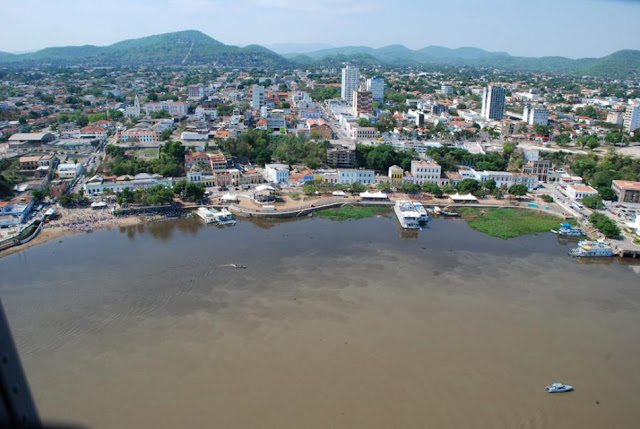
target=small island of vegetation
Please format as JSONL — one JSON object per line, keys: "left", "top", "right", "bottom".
{"left": 316, "top": 206, "right": 390, "bottom": 221}
{"left": 458, "top": 207, "right": 565, "bottom": 239}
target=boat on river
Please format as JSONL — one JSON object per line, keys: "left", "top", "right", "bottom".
{"left": 196, "top": 207, "right": 237, "bottom": 226}
{"left": 569, "top": 240, "right": 615, "bottom": 257}
{"left": 394, "top": 200, "right": 420, "bottom": 229}
{"left": 546, "top": 382, "right": 573, "bottom": 393}
{"left": 412, "top": 202, "right": 430, "bottom": 223}
{"left": 551, "top": 223, "right": 584, "bottom": 236}
{"left": 433, "top": 206, "right": 460, "bottom": 217}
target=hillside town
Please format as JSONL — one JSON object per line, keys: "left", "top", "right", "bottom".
{"left": 1, "top": 62, "right": 640, "bottom": 253}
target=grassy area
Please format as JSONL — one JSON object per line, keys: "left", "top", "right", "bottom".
{"left": 131, "top": 148, "right": 159, "bottom": 161}
{"left": 316, "top": 205, "right": 390, "bottom": 221}
{"left": 458, "top": 207, "right": 564, "bottom": 239}
{"left": 289, "top": 193, "right": 300, "bottom": 201}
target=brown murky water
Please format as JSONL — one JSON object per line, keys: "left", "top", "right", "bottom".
{"left": 1, "top": 216, "right": 640, "bottom": 428}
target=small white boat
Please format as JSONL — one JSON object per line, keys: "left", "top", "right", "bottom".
{"left": 412, "top": 202, "right": 430, "bottom": 223}
{"left": 546, "top": 382, "right": 573, "bottom": 393}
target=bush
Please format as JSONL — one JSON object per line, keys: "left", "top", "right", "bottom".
{"left": 589, "top": 212, "right": 620, "bottom": 238}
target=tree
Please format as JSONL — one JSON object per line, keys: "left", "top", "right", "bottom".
{"left": 401, "top": 182, "right": 421, "bottom": 194}
{"left": 508, "top": 184, "right": 528, "bottom": 197}
{"left": 357, "top": 118, "right": 372, "bottom": 127}
{"left": 183, "top": 182, "right": 205, "bottom": 202}
{"left": 349, "top": 182, "right": 367, "bottom": 194}
{"left": 145, "top": 185, "right": 174, "bottom": 205}
{"left": 598, "top": 187, "right": 617, "bottom": 201}
{"left": 589, "top": 212, "right": 620, "bottom": 238}
{"left": 483, "top": 179, "right": 497, "bottom": 192}
{"left": 422, "top": 182, "right": 442, "bottom": 197}
{"left": 582, "top": 194, "right": 604, "bottom": 209}
{"left": 456, "top": 178, "right": 481, "bottom": 194}
{"left": 376, "top": 114, "right": 396, "bottom": 133}
{"left": 31, "top": 189, "right": 44, "bottom": 202}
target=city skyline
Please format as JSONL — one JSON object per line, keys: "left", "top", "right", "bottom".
{"left": 1, "top": 0, "right": 639, "bottom": 58}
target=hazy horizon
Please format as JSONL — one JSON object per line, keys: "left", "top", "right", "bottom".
{"left": 1, "top": 0, "right": 639, "bottom": 58}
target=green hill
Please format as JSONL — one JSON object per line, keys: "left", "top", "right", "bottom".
{"left": 0, "top": 30, "right": 288, "bottom": 68}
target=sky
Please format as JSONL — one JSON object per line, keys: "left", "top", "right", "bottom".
{"left": 1, "top": 0, "right": 639, "bottom": 58}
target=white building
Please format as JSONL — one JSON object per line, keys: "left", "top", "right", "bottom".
{"left": 84, "top": 173, "right": 171, "bottom": 195}
{"left": 124, "top": 95, "right": 141, "bottom": 118}
{"left": 410, "top": 160, "right": 442, "bottom": 185}
{"left": 264, "top": 163, "right": 289, "bottom": 184}
{"left": 566, "top": 184, "right": 598, "bottom": 200}
{"left": 481, "top": 85, "right": 506, "bottom": 120}
{"left": 144, "top": 101, "right": 188, "bottom": 117}
{"left": 57, "top": 163, "right": 83, "bottom": 179}
{"left": 523, "top": 104, "right": 549, "bottom": 126}
{"left": 251, "top": 84, "right": 265, "bottom": 110}
{"left": 188, "top": 84, "right": 204, "bottom": 100}
{"left": 120, "top": 129, "right": 159, "bottom": 143}
{"left": 181, "top": 131, "right": 209, "bottom": 141}
{"left": 606, "top": 110, "right": 624, "bottom": 126}
{"left": 338, "top": 169, "right": 374, "bottom": 185}
{"left": 341, "top": 66, "right": 360, "bottom": 105}
{"left": 366, "top": 76, "right": 385, "bottom": 103}
{"left": 440, "top": 84, "right": 454, "bottom": 95}
{"left": 623, "top": 103, "right": 640, "bottom": 133}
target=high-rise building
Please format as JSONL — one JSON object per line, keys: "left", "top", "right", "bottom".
{"left": 440, "top": 84, "right": 454, "bottom": 95}
{"left": 523, "top": 104, "right": 549, "bottom": 126}
{"left": 188, "top": 84, "right": 204, "bottom": 100}
{"left": 366, "top": 76, "right": 385, "bottom": 103}
{"left": 353, "top": 91, "right": 373, "bottom": 116}
{"left": 341, "top": 66, "right": 360, "bottom": 105}
{"left": 481, "top": 85, "right": 506, "bottom": 121}
{"left": 623, "top": 103, "right": 640, "bottom": 133}
{"left": 251, "top": 85, "right": 265, "bottom": 110}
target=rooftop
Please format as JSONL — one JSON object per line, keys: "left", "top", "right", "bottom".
{"left": 612, "top": 180, "right": 640, "bottom": 191}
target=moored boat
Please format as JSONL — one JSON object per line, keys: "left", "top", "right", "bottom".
{"left": 569, "top": 240, "right": 615, "bottom": 257}
{"left": 394, "top": 200, "right": 420, "bottom": 229}
{"left": 196, "top": 207, "right": 237, "bottom": 226}
{"left": 412, "top": 202, "right": 430, "bottom": 223}
{"left": 546, "top": 382, "right": 573, "bottom": 393}
{"left": 551, "top": 223, "right": 584, "bottom": 236}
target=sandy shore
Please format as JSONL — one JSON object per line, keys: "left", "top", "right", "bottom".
{"left": 0, "top": 209, "right": 145, "bottom": 259}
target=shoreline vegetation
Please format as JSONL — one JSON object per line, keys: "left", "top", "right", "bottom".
{"left": 316, "top": 205, "right": 391, "bottom": 221}
{"left": 458, "top": 207, "right": 564, "bottom": 239}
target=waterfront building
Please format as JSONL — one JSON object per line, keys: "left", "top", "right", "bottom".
{"left": 84, "top": 173, "right": 172, "bottom": 195}
{"left": 481, "top": 85, "right": 506, "bottom": 120}
{"left": 337, "top": 169, "right": 374, "bottom": 185}
{"left": 410, "top": 160, "right": 442, "bottom": 185}
{"left": 366, "top": 76, "right": 385, "bottom": 103}
{"left": 264, "top": 163, "right": 289, "bottom": 184}
{"left": 611, "top": 180, "right": 640, "bottom": 203}
{"left": 566, "top": 184, "right": 598, "bottom": 200}
{"left": 341, "top": 66, "right": 360, "bottom": 105}
{"left": 388, "top": 165, "right": 404, "bottom": 185}
{"left": 623, "top": 103, "right": 640, "bottom": 133}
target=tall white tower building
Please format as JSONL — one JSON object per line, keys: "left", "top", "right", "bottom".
{"left": 341, "top": 66, "right": 360, "bottom": 105}
{"left": 366, "top": 76, "right": 385, "bottom": 104}
{"left": 623, "top": 103, "right": 640, "bottom": 133}
{"left": 481, "top": 86, "right": 506, "bottom": 121}
{"left": 251, "top": 85, "right": 265, "bottom": 110}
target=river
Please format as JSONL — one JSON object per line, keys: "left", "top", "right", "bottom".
{"left": 1, "top": 215, "right": 640, "bottom": 428}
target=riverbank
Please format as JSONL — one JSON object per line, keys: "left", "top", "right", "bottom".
{"left": 0, "top": 213, "right": 145, "bottom": 258}
{"left": 458, "top": 207, "right": 564, "bottom": 239}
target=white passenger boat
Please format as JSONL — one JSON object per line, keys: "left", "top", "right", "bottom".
{"left": 546, "top": 382, "right": 573, "bottom": 393}
{"left": 569, "top": 240, "right": 615, "bottom": 257}
{"left": 195, "top": 207, "right": 237, "bottom": 226}
{"left": 196, "top": 207, "right": 217, "bottom": 224}
{"left": 394, "top": 200, "right": 420, "bottom": 229}
{"left": 412, "top": 202, "right": 430, "bottom": 223}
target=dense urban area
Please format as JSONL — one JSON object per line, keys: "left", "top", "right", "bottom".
{"left": 1, "top": 31, "right": 640, "bottom": 255}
